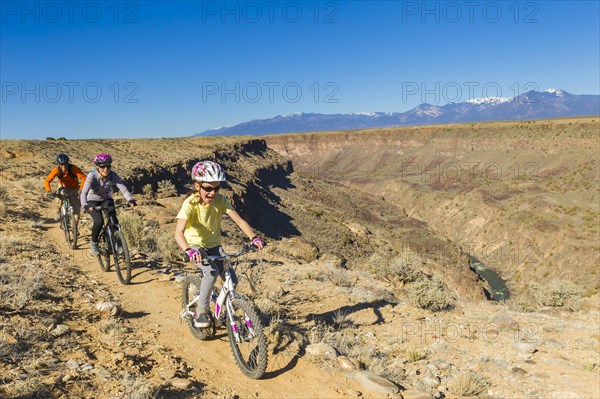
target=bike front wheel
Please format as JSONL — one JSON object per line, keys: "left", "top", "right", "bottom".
{"left": 97, "top": 232, "right": 111, "bottom": 272}
{"left": 63, "top": 211, "right": 78, "bottom": 249}
{"left": 227, "top": 297, "right": 268, "bottom": 379}
{"left": 112, "top": 230, "right": 131, "bottom": 285}
{"left": 181, "top": 275, "right": 215, "bottom": 340}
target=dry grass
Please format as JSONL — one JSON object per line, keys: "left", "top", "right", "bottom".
{"left": 156, "top": 229, "right": 182, "bottom": 263}
{"left": 406, "top": 274, "right": 456, "bottom": 312}
{"left": 119, "top": 372, "right": 157, "bottom": 399}
{"left": 534, "top": 279, "right": 583, "bottom": 310}
{"left": 0, "top": 262, "right": 45, "bottom": 311}
{"left": 447, "top": 370, "right": 490, "bottom": 397}
{"left": 157, "top": 180, "right": 178, "bottom": 199}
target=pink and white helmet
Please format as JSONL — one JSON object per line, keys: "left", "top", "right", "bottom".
{"left": 93, "top": 153, "right": 112, "bottom": 165}
{"left": 191, "top": 161, "right": 226, "bottom": 182}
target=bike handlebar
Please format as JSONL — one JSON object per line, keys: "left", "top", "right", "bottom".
{"left": 88, "top": 203, "right": 131, "bottom": 212}
{"left": 188, "top": 243, "right": 261, "bottom": 265}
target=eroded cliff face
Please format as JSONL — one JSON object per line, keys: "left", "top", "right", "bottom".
{"left": 266, "top": 117, "right": 600, "bottom": 298}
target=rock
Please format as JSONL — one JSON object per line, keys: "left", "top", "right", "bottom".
{"left": 65, "top": 359, "right": 79, "bottom": 370}
{"left": 512, "top": 342, "right": 537, "bottom": 359}
{"left": 95, "top": 302, "right": 122, "bottom": 317}
{"left": 159, "top": 369, "right": 177, "bottom": 380}
{"left": 421, "top": 371, "right": 440, "bottom": 388}
{"left": 402, "top": 390, "right": 435, "bottom": 399}
{"left": 346, "top": 389, "right": 362, "bottom": 397}
{"left": 169, "top": 378, "right": 193, "bottom": 390}
{"left": 511, "top": 366, "right": 528, "bottom": 376}
{"left": 364, "top": 332, "right": 376, "bottom": 339}
{"left": 337, "top": 356, "right": 360, "bottom": 371}
{"left": 355, "top": 371, "right": 399, "bottom": 395}
{"left": 113, "top": 352, "right": 125, "bottom": 362}
{"left": 80, "top": 363, "right": 94, "bottom": 371}
{"left": 174, "top": 274, "right": 187, "bottom": 283}
{"left": 50, "top": 324, "right": 70, "bottom": 337}
{"left": 305, "top": 343, "right": 338, "bottom": 358}
{"left": 62, "top": 374, "right": 73, "bottom": 383}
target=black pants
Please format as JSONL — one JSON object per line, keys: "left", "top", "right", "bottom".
{"left": 89, "top": 199, "right": 118, "bottom": 243}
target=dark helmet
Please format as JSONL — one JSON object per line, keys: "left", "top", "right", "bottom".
{"left": 56, "top": 153, "right": 69, "bottom": 165}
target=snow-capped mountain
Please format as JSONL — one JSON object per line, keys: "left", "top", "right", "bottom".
{"left": 195, "top": 89, "right": 599, "bottom": 136}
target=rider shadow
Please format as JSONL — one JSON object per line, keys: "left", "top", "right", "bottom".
{"left": 305, "top": 299, "right": 397, "bottom": 327}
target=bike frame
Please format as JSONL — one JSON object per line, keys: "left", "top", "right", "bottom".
{"left": 57, "top": 189, "right": 76, "bottom": 219}
{"left": 181, "top": 247, "right": 257, "bottom": 343}
{"left": 97, "top": 204, "right": 122, "bottom": 254}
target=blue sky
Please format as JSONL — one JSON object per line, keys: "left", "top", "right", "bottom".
{"left": 1, "top": 0, "right": 599, "bottom": 139}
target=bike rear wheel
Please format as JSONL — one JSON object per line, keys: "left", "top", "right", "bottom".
{"left": 63, "top": 211, "right": 78, "bottom": 249}
{"left": 112, "top": 230, "right": 131, "bottom": 285}
{"left": 227, "top": 297, "right": 268, "bottom": 379}
{"left": 97, "top": 232, "right": 111, "bottom": 272}
{"left": 181, "top": 275, "right": 215, "bottom": 340}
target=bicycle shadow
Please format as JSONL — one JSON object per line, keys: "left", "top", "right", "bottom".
{"left": 128, "top": 261, "right": 160, "bottom": 285}
{"left": 259, "top": 299, "right": 399, "bottom": 379}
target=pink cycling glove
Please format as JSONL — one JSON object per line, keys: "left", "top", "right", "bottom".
{"left": 185, "top": 248, "right": 200, "bottom": 262}
{"left": 251, "top": 236, "right": 265, "bottom": 248}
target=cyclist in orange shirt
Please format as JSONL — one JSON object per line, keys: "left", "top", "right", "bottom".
{"left": 44, "top": 153, "right": 86, "bottom": 227}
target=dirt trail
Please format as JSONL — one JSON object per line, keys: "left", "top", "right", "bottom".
{"left": 45, "top": 218, "right": 367, "bottom": 398}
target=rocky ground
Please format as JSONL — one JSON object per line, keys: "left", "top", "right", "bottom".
{"left": 1, "top": 127, "right": 599, "bottom": 398}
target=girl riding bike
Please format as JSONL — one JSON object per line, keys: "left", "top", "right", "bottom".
{"left": 80, "top": 153, "right": 137, "bottom": 256}
{"left": 174, "top": 161, "right": 265, "bottom": 328}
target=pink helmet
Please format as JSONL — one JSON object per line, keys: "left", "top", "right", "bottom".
{"left": 93, "top": 153, "right": 112, "bottom": 165}
{"left": 191, "top": 161, "right": 226, "bottom": 182}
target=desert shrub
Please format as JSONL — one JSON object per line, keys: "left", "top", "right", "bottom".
{"left": 156, "top": 229, "right": 182, "bottom": 263}
{"left": 405, "top": 274, "right": 455, "bottom": 311}
{"left": 0, "top": 263, "right": 44, "bottom": 310}
{"left": 142, "top": 184, "right": 156, "bottom": 199}
{"left": 535, "top": 279, "right": 582, "bottom": 310}
{"left": 447, "top": 370, "right": 489, "bottom": 397}
{"left": 119, "top": 372, "right": 156, "bottom": 399}
{"left": 365, "top": 254, "right": 421, "bottom": 283}
{"left": 119, "top": 211, "right": 147, "bottom": 251}
{"left": 325, "top": 269, "right": 356, "bottom": 288}
{"left": 0, "top": 377, "right": 52, "bottom": 399}
{"left": 157, "top": 180, "right": 177, "bottom": 198}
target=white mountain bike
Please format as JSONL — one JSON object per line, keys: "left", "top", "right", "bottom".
{"left": 180, "top": 244, "right": 268, "bottom": 379}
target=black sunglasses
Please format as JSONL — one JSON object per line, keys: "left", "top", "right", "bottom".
{"left": 98, "top": 164, "right": 112, "bottom": 169}
{"left": 200, "top": 185, "right": 220, "bottom": 193}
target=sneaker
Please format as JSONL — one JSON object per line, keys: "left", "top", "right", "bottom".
{"left": 90, "top": 241, "right": 99, "bottom": 256}
{"left": 193, "top": 312, "right": 211, "bottom": 328}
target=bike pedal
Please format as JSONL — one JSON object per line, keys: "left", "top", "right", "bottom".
{"left": 179, "top": 309, "right": 193, "bottom": 320}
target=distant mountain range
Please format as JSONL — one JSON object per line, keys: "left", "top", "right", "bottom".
{"left": 195, "top": 89, "right": 600, "bottom": 136}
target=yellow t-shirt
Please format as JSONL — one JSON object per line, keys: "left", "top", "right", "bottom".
{"left": 176, "top": 193, "right": 234, "bottom": 248}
